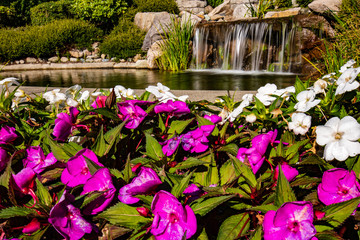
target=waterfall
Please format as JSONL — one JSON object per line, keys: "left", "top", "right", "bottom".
{"left": 191, "top": 20, "right": 301, "bottom": 73}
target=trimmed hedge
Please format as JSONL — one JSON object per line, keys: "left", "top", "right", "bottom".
{"left": 30, "top": 0, "right": 73, "bottom": 26}
{"left": 134, "top": 0, "right": 179, "bottom": 14}
{"left": 100, "top": 19, "right": 145, "bottom": 59}
{"left": 0, "top": 19, "right": 102, "bottom": 61}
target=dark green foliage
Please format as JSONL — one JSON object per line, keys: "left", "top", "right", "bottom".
{"left": 0, "top": 19, "right": 102, "bottom": 61}
{"left": 296, "top": 0, "right": 313, "bottom": 7}
{"left": 0, "top": 5, "right": 15, "bottom": 27}
{"left": 134, "top": 0, "right": 179, "bottom": 14}
{"left": 207, "top": 0, "right": 223, "bottom": 8}
{"left": 100, "top": 19, "right": 145, "bottom": 59}
{"left": 10, "top": 0, "right": 54, "bottom": 26}
{"left": 30, "top": 0, "right": 73, "bottom": 26}
{"left": 274, "top": 0, "right": 292, "bottom": 8}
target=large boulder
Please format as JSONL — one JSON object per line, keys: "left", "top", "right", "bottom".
{"left": 308, "top": 0, "right": 342, "bottom": 14}
{"left": 147, "top": 40, "right": 165, "bottom": 69}
{"left": 294, "top": 14, "right": 336, "bottom": 38}
{"left": 208, "top": 0, "right": 233, "bottom": 17}
{"left": 265, "top": 7, "right": 302, "bottom": 18}
{"left": 134, "top": 12, "right": 171, "bottom": 32}
{"left": 141, "top": 12, "right": 177, "bottom": 51}
{"left": 180, "top": 11, "right": 203, "bottom": 26}
{"left": 176, "top": 0, "right": 207, "bottom": 14}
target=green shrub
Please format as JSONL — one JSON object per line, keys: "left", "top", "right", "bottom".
{"left": 0, "top": 6, "right": 16, "bottom": 27}
{"left": 71, "top": 0, "right": 127, "bottom": 30}
{"left": 207, "top": 0, "right": 223, "bottom": 8}
{"left": 100, "top": 19, "right": 145, "bottom": 59}
{"left": 30, "top": 0, "right": 73, "bottom": 26}
{"left": 0, "top": 19, "right": 102, "bottom": 61}
{"left": 10, "top": 0, "right": 54, "bottom": 26}
{"left": 274, "top": 0, "right": 292, "bottom": 8}
{"left": 134, "top": 0, "right": 179, "bottom": 14}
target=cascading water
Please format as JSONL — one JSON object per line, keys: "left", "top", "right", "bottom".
{"left": 191, "top": 19, "right": 302, "bottom": 73}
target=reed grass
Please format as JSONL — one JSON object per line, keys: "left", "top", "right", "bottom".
{"left": 156, "top": 16, "right": 195, "bottom": 72}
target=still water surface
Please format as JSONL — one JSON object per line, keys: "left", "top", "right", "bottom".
{"left": 0, "top": 69, "right": 298, "bottom": 91}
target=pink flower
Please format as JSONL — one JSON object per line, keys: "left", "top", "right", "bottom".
{"left": 118, "top": 167, "right": 162, "bottom": 204}
{"left": 151, "top": 191, "right": 197, "bottom": 240}
{"left": 61, "top": 149, "right": 103, "bottom": 187}
{"left": 263, "top": 201, "right": 316, "bottom": 240}
{"left": 117, "top": 101, "right": 147, "bottom": 129}
{"left": 81, "top": 168, "right": 115, "bottom": 215}
{"left": 23, "top": 146, "right": 57, "bottom": 174}
{"left": 162, "top": 136, "right": 181, "bottom": 157}
{"left": 0, "top": 147, "right": 9, "bottom": 171}
{"left": 91, "top": 96, "right": 107, "bottom": 108}
{"left": 274, "top": 163, "right": 299, "bottom": 182}
{"left": 0, "top": 125, "right": 17, "bottom": 144}
{"left": 48, "top": 192, "right": 92, "bottom": 240}
{"left": 53, "top": 107, "right": 79, "bottom": 141}
{"left": 154, "top": 100, "right": 190, "bottom": 116}
{"left": 181, "top": 125, "right": 215, "bottom": 153}
{"left": 204, "top": 114, "right": 222, "bottom": 124}
{"left": 318, "top": 168, "right": 360, "bottom": 206}
{"left": 236, "top": 147, "right": 264, "bottom": 174}
{"left": 22, "top": 218, "right": 41, "bottom": 235}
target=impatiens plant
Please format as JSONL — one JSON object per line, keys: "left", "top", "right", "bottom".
{"left": 0, "top": 58, "right": 360, "bottom": 239}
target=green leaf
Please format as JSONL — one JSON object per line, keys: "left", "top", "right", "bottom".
{"left": 96, "top": 202, "right": 151, "bottom": 229}
{"left": 274, "top": 165, "right": 296, "bottom": 207}
{"left": 294, "top": 76, "right": 306, "bottom": 95}
{"left": 248, "top": 204, "right": 278, "bottom": 213}
{"left": 84, "top": 156, "right": 102, "bottom": 175}
{"left": 168, "top": 118, "right": 194, "bottom": 137}
{"left": 220, "top": 160, "right": 237, "bottom": 185}
{"left": 0, "top": 158, "right": 12, "bottom": 189}
{"left": 35, "top": 178, "right": 52, "bottom": 207}
{"left": 75, "top": 191, "right": 104, "bottom": 209}
{"left": 218, "top": 143, "right": 239, "bottom": 156}
{"left": 158, "top": 115, "right": 166, "bottom": 132}
{"left": 229, "top": 154, "right": 257, "bottom": 188}
{"left": 109, "top": 168, "right": 123, "bottom": 179}
{"left": 46, "top": 135, "right": 72, "bottom": 160}
{"left": 0, "top": 206, "right": 37, "bottom": 219}
{"left": 123, "top": 155, "right": 132, "bottom": 183}
{"left": 89, "top": 108, "right": 119, "bottom": 120}
{"left": 92, "top": 125, "right": 106, "bottom": 156}
{"left": 225, "top": 133, "right": 248, "bottom": 144}
{"left": 299, "top": 154, "right": 334, "bottom": 170}
{"left": 23, "top": 226, "right": 49, "bottom": 240}
{"left": 315, "top": 230, "right": 342, "bottom": 240}
{"left": 145, "top": 133, "right": 164, "bottom": 161}
{"left": 197, "top": 228, "right": 209, "bottom": 240}
{"left": 205, "top": 153, "right": 219, "bottom": 186}
{"left": 285, "top": 139, "right": 309, "bottom": 161}
{"left": 217, "top": 213, "right": 250, "bottom": 240}
{"left": 103, "top": 121, "right": 126, "bottom": 155}
{"left": 171, "top": 171, "right": 193, "bottom": 198}
{"left": 190, "top": 195, "right": 234, "bottom": 217}
{"left": 322, "top": 197, "right": 360, "bottom": 228}
{"left": 170, "top": 158, "right": 208, "bottom": 172}
{"left": 196, "top": 115, "right": 213, "bottom": 126}
{"left": 250, "top": 226, "right": 263, "bottom": 240}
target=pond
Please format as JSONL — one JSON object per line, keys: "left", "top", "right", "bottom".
{"left": 0, "top": 68, "right": 298, "bottom": 91}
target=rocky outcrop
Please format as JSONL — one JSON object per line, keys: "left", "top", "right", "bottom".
{"left": 265, "top": 7, "right": 302, "bottom": 18}
{"left": 134, "top": 12, "right": 171, "bottom": 32}
{"left": 147, "top": 40, "right": 165, "bottom": 69}
{"left": 180, "top": 11, "right": 203, "bottom": 26}
{"left": 308, "top": 0, "right": 342, "bottom": 14}
{"left": 176, "top": 0, "right": 207, "bottom": 14}
{"left": 141, "top": 12, "right": 177, "bottom": 51}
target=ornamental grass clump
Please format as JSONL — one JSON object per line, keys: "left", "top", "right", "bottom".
{"left": 1, "top": 59, "right": 360, "bottom": 239}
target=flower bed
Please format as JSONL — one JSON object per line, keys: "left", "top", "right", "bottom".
{"left": 0, "top": 60, "right": 360, "bottom": 239}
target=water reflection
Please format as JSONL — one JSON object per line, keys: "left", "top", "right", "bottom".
{"left": 0, "top": 69, "right": 298, "bottom": 91}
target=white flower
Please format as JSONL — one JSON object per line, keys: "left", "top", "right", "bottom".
{"left": 146, "top": 83, "right": 171, "bottom": 98}
{"left": 316, "top": 116, "right": 360, "bottom": 161}
{"left": 78, "top": 90, "right": 90, "bottom": 103}
{"left": 339, "top": 59, "right": 356, "bottom": 73}
{"left": 312, "top": 79, "right": 328, "bottom": 94}
{"left": 66, "top": 98, "right": 79, "bottom": 107}
{"left": 65, "top": 85, "right": 82, "bottom": 98}
{"left": 112, "top": 85, "right": 136, "bottom": 99}
{"left": 227, "top": 97, "right": 252, "bottom": 122}
{"left": 14, "top": 89, "right": 26, "bottom": 98}
{"left": 294, "top": 90, "right": 321, "bottom": 112}
{"left": 242, "top": 93, "right": 254, "bottom": 102}
{"left": 335, "top": 67, "right": 360, "bottom": 95}
{"left": 275, "top": 86, "right": 295, "bottom": 100}
{"left": 256, "top": 83, "right": 278, "bottom": 106}
{"left": 288, "top": 113, "right": 311, "bottom": 135}
{"left": 43, "top": 89, "right": 66, "bottom": 105}
{"left": 245, "top": 113, "right": 257, "bottom": 123}
{"left": 0, "top": 77, "right": 19, "bottom": 90}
